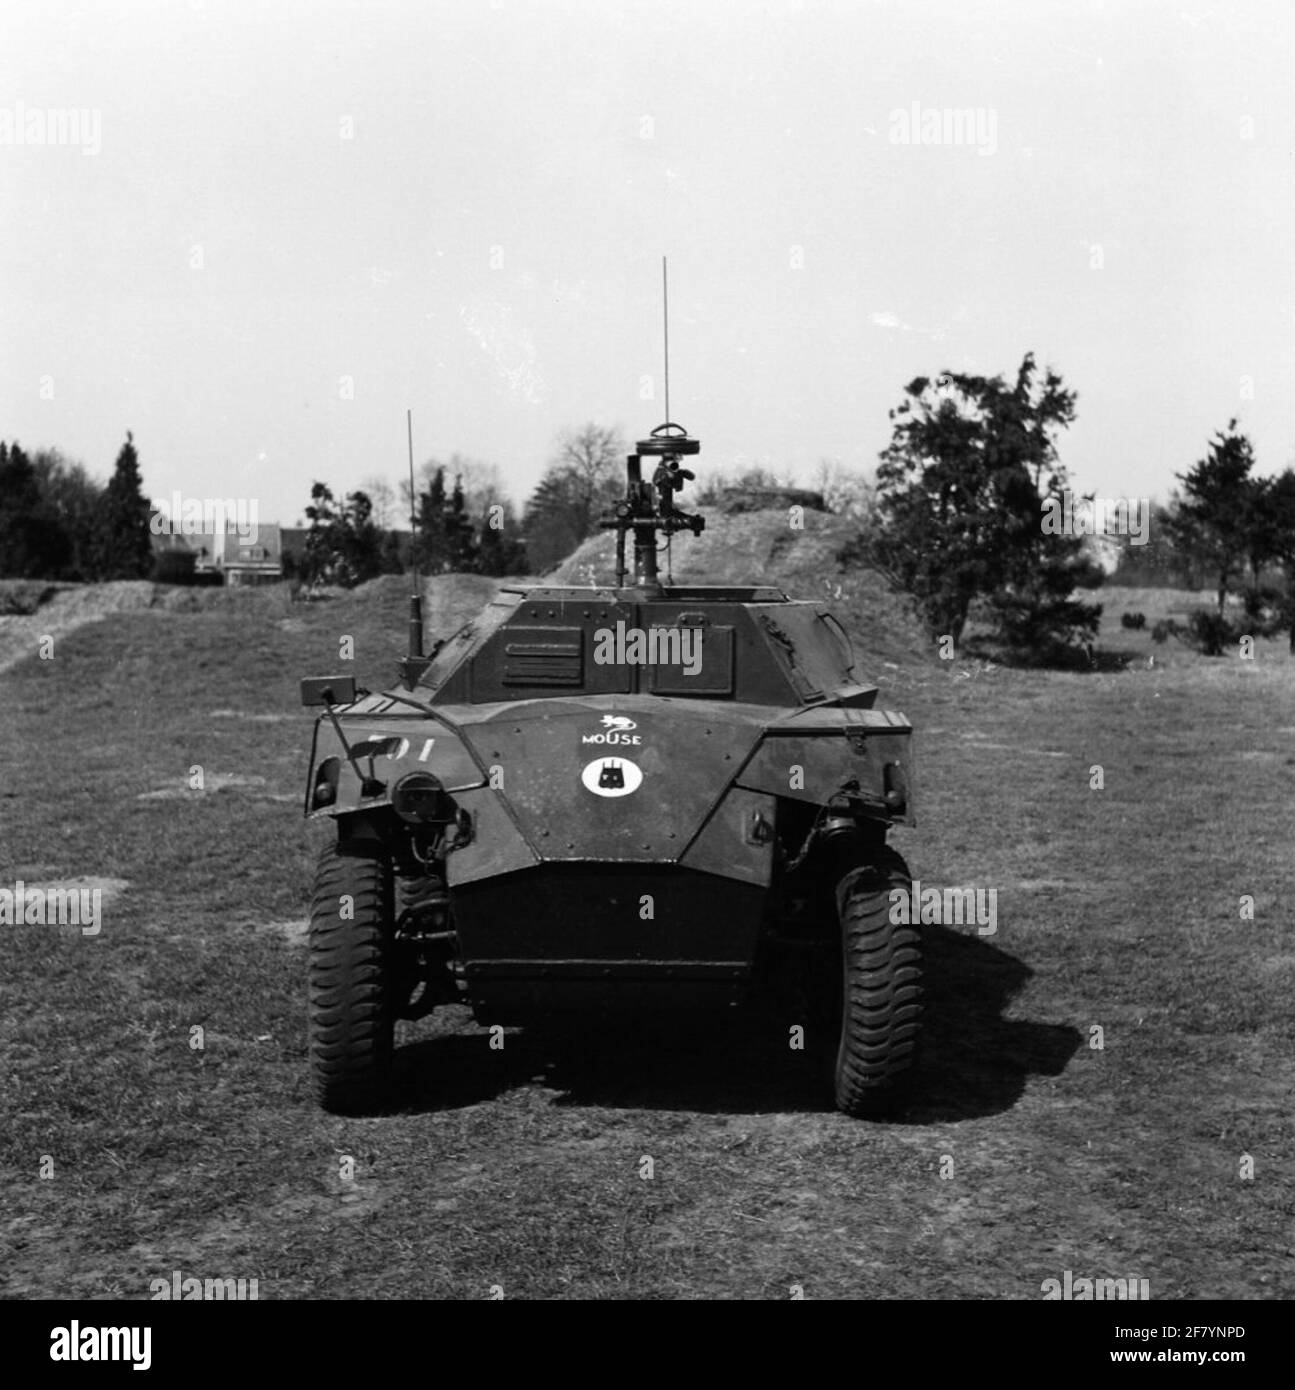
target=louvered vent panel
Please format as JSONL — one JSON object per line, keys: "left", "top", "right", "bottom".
{"left": 502, "top": 627, "right": 583, "bottom": 686}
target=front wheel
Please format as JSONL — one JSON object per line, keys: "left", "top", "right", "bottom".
{"left": 307, "top": 844, "right": 396, "bottom": 1115}
{"left": 828, "top": 847, "right": 923, "bottom": 1117}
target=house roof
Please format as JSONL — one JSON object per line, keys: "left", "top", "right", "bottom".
{"left": 220, "top": 523, "right": 281, "bottom": 566}
{"left": 149, "top": 522, "right": 282, "bottom": 566}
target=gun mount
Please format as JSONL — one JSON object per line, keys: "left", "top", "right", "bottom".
{"left": 599, "top": 421, "right": 706, "bottom": 590}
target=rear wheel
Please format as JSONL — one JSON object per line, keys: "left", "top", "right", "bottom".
{"left": 307, "top": 844, "right": 396, "bottom": 1115}
{"left": 828, "top": 847, "right": 923, "bottom": 1117}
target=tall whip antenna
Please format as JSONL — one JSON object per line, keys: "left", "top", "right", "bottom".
{"left": 600, "top": 259, "right": 703, "bottom": 590}
{"left": 662, "top": 255, "right": 670, "bottom": 423}
{"left": 402, "top": 407, "right": 425, "bottom": 684}
{"left": 407, "top": 408, "right": 418, "bottom": 551}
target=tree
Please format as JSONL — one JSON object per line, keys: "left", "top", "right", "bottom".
{"left": 1164, "top": 421, "right": 1261, "bottom": 615}
{"left": 552, "top": 424, "right": 624, "bottom": 537}
{"left": 522, "top": 423, "right": 624, "bottom": 571}
{"left": 300, "top": 483, "right": 383, "bottom": 588}
{"left": 522, "top": 472, "right": 584, "bottom": 572}
{"left": 0, "top": 441, "right": 71, "bottom": 578}
{"left": 476, "top": 495, "right": 528, "bottom": 575}
{"left": 358, "top": 477, "right": 397, "bottom": 530}
{"left": 413, "top": 467, "right": 449, "bottom": 572}
{"left": 378, "top": 528, "right": 406, "bottom": 575}
{"left": 96, "top": 432, "right": 153, "bottom": 580}
{"left": 342, "top": 489, "right": 384, "bottom": 583}
{"left": 873, "top": 355, "right": 1101, "bottom": 656}
{"left": 31, "top": 449, "right": 103, "bottom": 579}
{"left": 1107, "top": 500, "right": 1198, "bottom": 588}
{"left": 1264, "top": 468, "right": 1295, "bottom": 651}
{"left": 445, "top": 455, "right": 506, "bottom": 521}
{"left": 355, "top": 476, "right": 415, "bottom": 576}
{"left": 446, "top": 474, "right": 478, "bottom": 571}
{"left": 813, "top": 458, "right": 877, "bottom": 521}
{"left": 405, "top": 455, "right": 498, "bottom": 533}
{"left": 410, "top": 465, "right": 479, "bottom": 573}
{"left": 301, "top": 483, "right": 343, "bottom": 586}
{"left": 398, "top": 451, "right": 531, "bottom": 575}
{"left": 1267, "top": 470, "right": 1295, "bottom": 570}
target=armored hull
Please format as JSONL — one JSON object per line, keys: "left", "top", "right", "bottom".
{"left": 300, "top": 424, "right": 922, "bottom": 1117}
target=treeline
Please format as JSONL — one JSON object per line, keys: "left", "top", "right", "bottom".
{"left": 0, "top": 421, "right": 630, "bottom": 587}
{"left": 0, "top": 434, "right": 153, "bottom": 580}
{"left": 7, "top": 398, "right": 1295, "bottom": 666}
{"left": 866, "top": 357, "right": 1295, "bottom": 660}
{"left": 300, "top": 423, "right": 629, "bottom": 586}
{"left": 292, "top": 468, "right": 531, "bottom": 587}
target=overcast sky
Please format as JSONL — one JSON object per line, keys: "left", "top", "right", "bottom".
{"left": 2, "top": 0, "right": 1292, "bottom": 527}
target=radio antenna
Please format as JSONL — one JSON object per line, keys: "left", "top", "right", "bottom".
{"left": 407, "top": 408, "right": 418, "bottom": 545}
{"left": 662, "top": 255, "right": 670, "bottom": 424}
{"left": 402, "top": 407, "right": 425, "bottom": 684}
{"left": 599, "top": 260, "right": 704, "bottom": 590}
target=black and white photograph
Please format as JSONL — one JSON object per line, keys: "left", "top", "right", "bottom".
{"left": 1, "top": 0, "right": 1291, "bottom": 1341}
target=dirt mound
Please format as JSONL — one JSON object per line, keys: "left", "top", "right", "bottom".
{"left": 0, "top": 580, "right": 64, "bottom": 616}
{"left": 547, "top": 507, "right": 928, "bottom": 664}
{"left": 0, "top": 574, "right": 515, "bottom": 678}
{"left": 0, "top": 579, "right": 314, "bottom": 675}
{"left": 418, "top": 574, "right": 509, "bottom": 634}
{"left": 0, "top": 581, "right": 167, "bottom": 675}
{"left": 330, "top": 573, "right": 513, "bottom": 643}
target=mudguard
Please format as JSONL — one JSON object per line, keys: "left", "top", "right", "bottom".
{"left": 736, "top": 706, "right": 915, "bottom": 825}
{"left": 303, "top": 694, "right": 485, "bottom": 818}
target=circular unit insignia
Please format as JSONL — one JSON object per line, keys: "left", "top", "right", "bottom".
{"left": 581, "top": 755, "right": 643, "bottom": 797}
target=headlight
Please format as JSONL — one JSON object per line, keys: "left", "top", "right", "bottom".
{"left": 391, "top": 771, "right": 452, "bottom": 823}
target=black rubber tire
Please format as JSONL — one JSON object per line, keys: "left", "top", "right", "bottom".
{"left": 829, "top": 847, "right": 923, "bottom": 1117}
{"left": 307, "top": 843, "right": 396, "bottom": 1115}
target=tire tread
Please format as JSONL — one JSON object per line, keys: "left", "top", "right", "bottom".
{"left": 307, "top": 844, "right": 395, "bottom": 1115}
{"left": 833, "top": 846, "right": 924, "bottom": 1117}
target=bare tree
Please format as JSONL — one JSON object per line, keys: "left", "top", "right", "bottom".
{"left": 551, "top": 424, "right": 624, "bottom": 538}
{"left": 520, "top": 423, "right": 625, "bottom": 571}
{"left": 402, "top": 454, "right": 515, "bottom": 533}
{"left": 449, "top": 456, "right": 510, "bottom": 523}
{"left": 359, "top": 477, "right": 396, "bottom": 530}
{"left": 813, "top": 457, "right": 877, "bottom": 520}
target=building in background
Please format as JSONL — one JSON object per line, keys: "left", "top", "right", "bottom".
{"left": 149, "top": 523, "right": 283, "bottom": 585}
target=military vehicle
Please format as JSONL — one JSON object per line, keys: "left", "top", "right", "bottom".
{"left": 299, "top": 409, "right": 921, "bottom": 1118}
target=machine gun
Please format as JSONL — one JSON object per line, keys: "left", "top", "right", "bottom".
{"left": 600, "top": 420, "right": 705, "bottom": 590}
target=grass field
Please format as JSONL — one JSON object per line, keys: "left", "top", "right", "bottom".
{"left": 1, "top": 574, "right": 1292, "bottom": 1300}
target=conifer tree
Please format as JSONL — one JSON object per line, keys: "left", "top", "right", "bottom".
{"left": 97, "top": 432, "right": 153, "bottom": 579}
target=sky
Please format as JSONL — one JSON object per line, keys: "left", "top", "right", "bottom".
{"left": 2, "top": 0, "right": 1293, "bottom": 528}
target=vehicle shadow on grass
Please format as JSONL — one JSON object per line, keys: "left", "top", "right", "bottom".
{"left": 908, "top": 925, "right": 1082, "bottom": 1123}
{"left": 391, "top": 1023, "right": 530, "bottom": 1111}
{"left": 391, "top": 926, "right": 1081, "bottom": 1122}
{"left": 393, "top": 1013, "right": 825, "bottom": 1116}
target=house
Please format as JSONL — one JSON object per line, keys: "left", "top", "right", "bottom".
{"left": 219, "top": 523, "right": 282, "bottom": 585}
{"left": 149, "top": 523, "right": 283, "bottom": 585}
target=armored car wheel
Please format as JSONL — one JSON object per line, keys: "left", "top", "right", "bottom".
{"left": 307, "top": 844, "right": 397, "bottom": 1115}
{"left": 829, "top": 847, "right": 923, "bottom": 1117}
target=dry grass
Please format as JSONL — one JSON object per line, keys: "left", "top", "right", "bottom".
{"left": 1, "top": 567, "right": 1292, "bottom": 1300}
